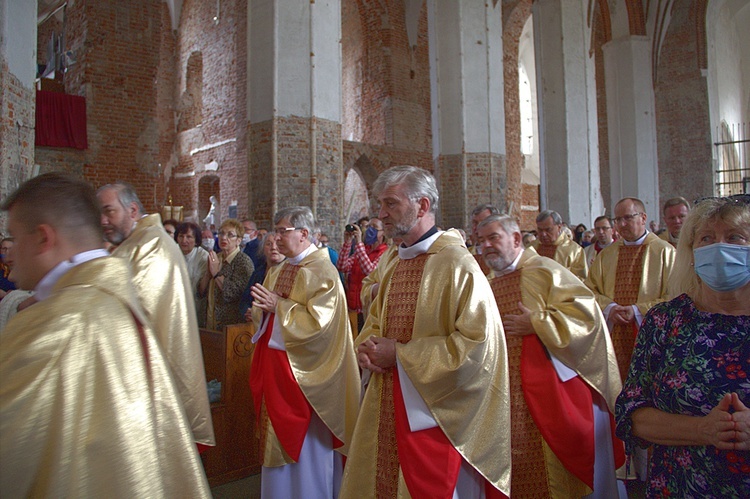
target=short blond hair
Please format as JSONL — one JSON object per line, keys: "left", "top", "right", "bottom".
{"left": 668, "top": 197, "right": 750, "bottom": 298}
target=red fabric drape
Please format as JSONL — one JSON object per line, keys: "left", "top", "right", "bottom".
{"left": 35, "top": 90, "right": 88, "bottom": 149}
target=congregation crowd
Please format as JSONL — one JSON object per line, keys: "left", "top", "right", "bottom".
{"left": 0, "top": 167, "right": 748, "bottom": 498}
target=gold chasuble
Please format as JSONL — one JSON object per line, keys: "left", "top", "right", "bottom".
{"left": 584, "top": 233, "right": 675, "bottom": 381}
{"left": 112, "top": 213, "right": 214, "bottom": 446}
{"left": 340, "top": 230, "right": 511, "bottom": 498}
{"left": 252, "top": 248, "right": 360, "bottom": 465}
{"left": 532, "top": 233, "right": 588, "bottom": 280}
{"left": 489, "top": 248, "right": 621, "bottom": 498}
{"left": 0, "top": 257, "right": 210, "bottom": 497}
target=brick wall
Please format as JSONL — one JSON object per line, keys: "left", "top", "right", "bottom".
{"left": 0, "top": 56, "right": 36, "bottom": 231}
{"left": 655, "top": 1, "right": 713, "bottom": 202}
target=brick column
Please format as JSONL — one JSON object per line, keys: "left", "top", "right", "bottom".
{"left": 603, "top": 36, "right": 659, "bottom": 216}
{"left": 0, "top": 0, "right": 37, "bottom": 230}
{"left": 247, "top": 0, "right": 343, "bottom": 233}
{"left": 428, "top": 0, "right": 506, "bottom": 231}
{"left": 533, "top": 0, "right": 604, "bottom": 225}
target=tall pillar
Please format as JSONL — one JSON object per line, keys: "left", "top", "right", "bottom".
{"left": 603, "top": 36, "right": 659, "bottom": 216}
{"left": 428, "top": 0, "right": 505, "bottom": 230}
{"left": 533, "top": 0, "right": 603, "bottom": 225}
{"left": 247, "top": 0, "right": 343, "bottom": 232}
{"left": 0, "top": 0, "right": 37, "bottom": 230}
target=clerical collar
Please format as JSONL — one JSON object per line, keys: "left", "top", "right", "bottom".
{"left": 398, "top": 229, "right": 443, "bottom": 260}
{"left": 623, "top": 231, "right": 649, "bottom": 246}
{"left": 287, "top": 243, "right": 317, "bottom": 265}
{"left": 35, "top": 249, "right": 111, "bottom": 301}
{"left": 494, "top": 249, "right": 524, "bottom": 277}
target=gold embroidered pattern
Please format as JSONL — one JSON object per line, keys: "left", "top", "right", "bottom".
{"left": 274, "top": 263, "right": 301, "bottom": 298}
{"left": 612, "top": 245, "right": 647, "bottom": 381}
{"left": 375, "top": 254, "right": 430, "bottom": 499}
{"left": 537, "top": 244, "right": 557, "bottom": 260}
{"left": 491, "top": 272, "right": 551, "bottom": 498}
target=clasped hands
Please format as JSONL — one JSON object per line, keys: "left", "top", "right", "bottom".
{"left": 609, "top": 304, "right": 635, "bottom": 325}
{"left": 707, "top": 393, "right": 750, "bottom": 450}
{"left": 250, "top": 283, "right": 279, "bottom": 313}
{"left": 357, "top": 336, "right": 397, "bottom": 374}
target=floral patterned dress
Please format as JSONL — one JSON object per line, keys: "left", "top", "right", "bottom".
{"left": 615, "top": 293, "right": 750, "bottom": 498}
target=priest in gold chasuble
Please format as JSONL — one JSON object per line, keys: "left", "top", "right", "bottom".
{"left": 250, "top": 206, "right": 360, "bottom": 498}
{"left": 532, "top": 210, "right": 588, "bottom": 280}
{"left": 98, "top": 183, "right": 214, "bottom": 448}
{"left": 1, "top": 174, "right": 210, "bottom": 498}
{"left": 340, "top": 166, "right": 511, "bottom": 499}
{"left": 478, "top": 215, "right": 624, "bottom": 498}
{"left": 584, "top": 197, "right": 675, "bottom": 482}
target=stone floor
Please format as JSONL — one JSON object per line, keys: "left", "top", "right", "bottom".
{"left": 208, "top": 473, "right": 646, "bottom": 498}
{"left": 210, "top": 473, "right": 261, "bottom": 499}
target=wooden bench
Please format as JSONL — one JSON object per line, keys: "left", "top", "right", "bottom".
{"left": 199, "top": 323, "right": 261, "bottom": 486}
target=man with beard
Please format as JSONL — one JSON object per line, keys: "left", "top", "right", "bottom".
{"left": 1, "top": 173, "right": 210, "bottom": 497}
{"left": 97, "top": 182, "right": 214, "bottom": 449}
{"left": 478, "top": 214, "right": 623, "bottom": 498}
{"left": 531, "top": 210, "right": 588, "bottom": 279}
{"left": 249, "top": 206, "right": 359, "bottom": 498}
{"left": 340, "top": 166, "right": 511, "bottom": 498}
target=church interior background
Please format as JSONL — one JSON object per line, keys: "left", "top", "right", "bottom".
{"left": 1, "top": 0, "right": 748, "bottom": 240}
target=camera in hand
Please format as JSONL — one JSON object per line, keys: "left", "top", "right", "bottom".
{"left": 345, "top": 224, "right": 356, "bottom": 233}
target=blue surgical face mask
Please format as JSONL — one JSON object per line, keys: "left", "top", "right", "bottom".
{"left": 693, "top": 243, "right": 750, "bottom": 292}
{"left": 202, "top": 238, "right": 215, "bottom": 251}
{"left": 364, "top": 226, "right": 379, "bottom": 246}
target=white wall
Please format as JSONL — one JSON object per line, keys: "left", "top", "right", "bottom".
{"left": 1, "top": 0, "right": 38, "bottom": 87}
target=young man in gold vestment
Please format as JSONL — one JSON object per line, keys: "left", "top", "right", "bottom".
{"left": 0, "top": 173, "right": 210, "bottom": 497}
{"left": 478, "top": 214, "right": 624, "bottom": 498}
{"left": 340, "top": 166, "right": 512, "bottom": 498}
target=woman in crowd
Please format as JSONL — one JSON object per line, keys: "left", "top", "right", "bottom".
{"left": 175, "top": 221, "right": 209, "bottom": 327}
{"left": 199, "top": 218, "right": 254, "bottom": 329}
{"left": 240, "top": 234, "right": 286, "bottom": 321}
{"left": 573, "top": 223, "right": 587, "bottom": 245}
{"left": 615, "top": 195, "right": 750, "bottom": 496}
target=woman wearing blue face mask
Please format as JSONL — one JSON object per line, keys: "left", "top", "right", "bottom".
{"left": 615, "top": 195, "right": 750, "bottom": 497}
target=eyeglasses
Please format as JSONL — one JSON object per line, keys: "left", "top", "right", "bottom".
{"left": 217, "top": 231, "right": 238, "bottom": 238}
{"left": 594, "top": 226, "right": 612, "bottom": 232}
{"left": 613, "top": 213, "right": 643, "bottom": 224}
{"left": 273, "top": 227, "right": 302, "bottom": 236}
{"left": 694, "top": 194, "right": 750, "bottom": 206}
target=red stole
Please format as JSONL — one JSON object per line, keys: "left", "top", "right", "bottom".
{"left": 248, "top": 263, "right": 338, "bottom": 462}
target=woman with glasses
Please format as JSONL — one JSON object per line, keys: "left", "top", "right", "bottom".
{"left": 615, "top": 195, "right": 750, "bottom": 496}
{"left": 199, "top": 218, "right": 254, "bottom": 329}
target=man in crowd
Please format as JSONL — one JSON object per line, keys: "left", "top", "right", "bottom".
{"left": 249, "top": 206, "right": 360, "bottom": 498}
{"left": 97, "top": 182, "right": 214, "bottom": 449}
{"left": 659, "top": 196, "right": 690, "bottom": 246}
{"left": 478, "top": 214, "right": 623, "bottom": 497}
{"left": 341, "top": 166, "right": 511, "bottom": 498}
{"left": 532, "top": 210, "right": 588, "bottom": 279}
{"left": 1, "top": 173, "right": 210, "bottom": 497}
{"left": 337, "top": 217, "right": 388, "bottom": 335}
{"left": 469, "top": 203, "right": 501, "bottom": 274}
{"left": 585, "top": 215, "right": 615, "bottom": 267}
{"left": 242, "top": 218, "right": 263, "bottom": 268}
{"left": 585, "top": 197, "right": 674, "bottom": 481}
